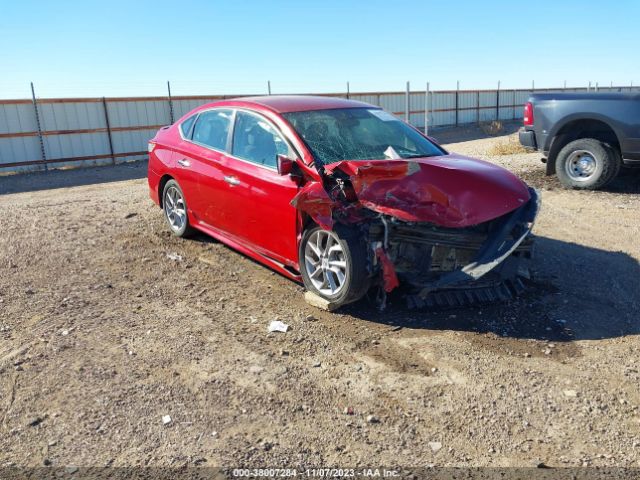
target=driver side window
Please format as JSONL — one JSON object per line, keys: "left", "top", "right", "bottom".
{"left": 232, "top": 111, "right": 290, "bottom": 168}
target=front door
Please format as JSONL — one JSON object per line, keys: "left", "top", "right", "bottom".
{"left": 220, "top": 110, "right": 300, "bottom": 265}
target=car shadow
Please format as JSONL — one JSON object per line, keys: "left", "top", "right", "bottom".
{"left": 0, "top": 160, "right": 147, "bottom": 195}
{"left": 342, "top": 236, "right": 640, "bottom": 342}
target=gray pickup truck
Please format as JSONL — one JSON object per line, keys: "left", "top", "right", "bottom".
{"left": 519, "top": 92, "right": 640, "bottom": 189}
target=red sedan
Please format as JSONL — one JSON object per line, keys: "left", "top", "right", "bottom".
{"left": 148, "top": 96, "right": 539, "bottom": 309}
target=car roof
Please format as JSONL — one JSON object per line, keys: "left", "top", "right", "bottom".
{"left": 216, "top": 95, "right": 377, "bottom": 113}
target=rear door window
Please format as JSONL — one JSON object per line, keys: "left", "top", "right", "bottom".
{"left": 191, "top": 109, "right": 233, "bottom": 151}
{"left": 179, "top": 114, "right": 197, "bottom": 139}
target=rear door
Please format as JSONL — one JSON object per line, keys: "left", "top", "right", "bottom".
{"left": 169, "top": 114, "right": 200, "bottom": 211}
{"left": 219, "top": 110, "right": 300, "bottom": 264}
{"left": 173, "top": 109, "right": 234, "bottom": 228}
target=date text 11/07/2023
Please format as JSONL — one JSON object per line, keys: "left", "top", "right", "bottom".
{"left": 232, "top": 468, "right": 400, "bottom": 477}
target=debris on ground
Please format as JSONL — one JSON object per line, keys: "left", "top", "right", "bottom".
{"left": 304, "top": 291, "right": 339, "bottom": 311}
{"left": 366, "top": 415, "right": 379, "bottom": 424}
{"left": 27, "top": 417, "right": 44, "bottom": 427}
{"left": 162, "top": 415, "right": 172, "bottom": 425}
{"left": 344, "top": 407, "right": 354, "bottom": 415}
{"left": 268, "top": 320, "right": 289, "bottom": 333}
{"left": 166, "top": 253, "right": 183, "bottom": 262}
{"left": 429, "top": 441, "right": 443, "bottom": 453}
{"left": 563, "top": 390, "right": 578, "bottom": 398}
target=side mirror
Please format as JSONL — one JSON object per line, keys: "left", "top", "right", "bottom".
{"left": 276, "top": 154, "right": 295, "bottom": 175}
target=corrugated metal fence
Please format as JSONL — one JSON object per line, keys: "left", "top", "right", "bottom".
{"left": 1, "top": 85, "right": 638, "bottom": 173}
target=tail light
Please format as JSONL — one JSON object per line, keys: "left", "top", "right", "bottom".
{"left": 523, "top": 102, "right": 534, "bottom": 126}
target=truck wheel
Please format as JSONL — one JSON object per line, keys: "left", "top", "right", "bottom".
{"left": 555, "top": 138, "right": 620, "bottom": 190}
{"left": 299, "top": 225, "right": 371, "bottom": 308}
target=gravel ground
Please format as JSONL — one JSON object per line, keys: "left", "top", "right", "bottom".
{"left": 1, "top": 125, "right": 639, "bottom": 469}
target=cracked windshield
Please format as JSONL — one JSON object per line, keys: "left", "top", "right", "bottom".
{"left": 283, "top": 108, "right": 444, "bottom": 165}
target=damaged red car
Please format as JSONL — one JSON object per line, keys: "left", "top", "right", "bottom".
{"left": 148, "top": 96, "right": 539, "bottom": 309}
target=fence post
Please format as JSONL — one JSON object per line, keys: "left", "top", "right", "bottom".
{"left": 455, "top": 81, "right": 459, "bottom": 126}
{"left": 588, "top": 81, "right": 591, "bottom": 92}
{"left": 267, "top": 81, "right": 272, "bottom": 95}
{"left": 476, "top": 89, "right": 480, "bottom": 124}
{"left": 30, "top": 82, "right": 47, "bottom": 171}
{"left": 424, "top": 82, "right": 429, "bottom": 135}
{"left": 512, "top": 89, "right": 517, "bottom": 120}
{"left": 563, "top": 80, "right": 567, "bottom": 90}
{"left": 496, "top": 81, "right": 500, "bottom": 121}
{"left": 102, "top": 97, "right": 116, "bottom": 165}
{"left": 595, "top": 82, "right": 599, "bottom": 92}
{"left": 167, "top": 81, "right": 174, "bottom": 124}
{"left": 405, "top": 81, "right": 410, "bottom": 123}
{"left": 346, "top": 81, "right": 350, "bottom": 99}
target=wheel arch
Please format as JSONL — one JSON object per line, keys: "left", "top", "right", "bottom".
{"left": 546, "top": 117, "right": 621, "bottom": 175}
{"left": 157, "top": 174, "right": 174, "bottom": 208}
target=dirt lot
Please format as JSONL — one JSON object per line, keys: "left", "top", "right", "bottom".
{"left": 1, "top": 125, "right": 639, "bottom": 469}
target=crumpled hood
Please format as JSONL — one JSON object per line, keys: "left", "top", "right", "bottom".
{"left": 322, "top": 154, "right": 531, "bottom": 227}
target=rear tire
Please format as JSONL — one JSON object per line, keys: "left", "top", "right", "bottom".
{"left": 162, "top": 179, "right": 195, "bottom": 237}
{"left": 299, "top": 225, "right": 371, "bottom": 308}
{"left": 555, "top": 138, "right": 620, "bottom": 190}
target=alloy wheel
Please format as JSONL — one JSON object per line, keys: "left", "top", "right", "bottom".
{"left": 304, "top": 230, "right": 348, "bottom": 296}
{"left": 164, "top": 185, "right": 187, "bottom": 232}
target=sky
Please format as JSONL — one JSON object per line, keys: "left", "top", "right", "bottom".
{"left": 1, "top": 0, "right": 639, "bottom": 99}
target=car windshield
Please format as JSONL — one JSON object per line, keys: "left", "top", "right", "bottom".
{"left": 283, "top": 108, "right": 444, "bottom": 165}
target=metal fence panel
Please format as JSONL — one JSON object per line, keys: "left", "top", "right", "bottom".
{"left": 38, "top": 101, "right": 105, "bottom": 131}
{"left": 457, "top": 109, "right": 476, "bottom": 125}
{"left": 377, "top": 94, "right": 405, "bottom": 116}
{"left": 111, "top": 128, "right": 157, "bottom": 155}
{"left": 3, "top": 85, "right": 640, "bottom": 172}
{"left": 348, "top": 94, "right": 380, "bottom": 106}
{"left": 106, "top": 100, "right": 170, "bottom": 129}
{"left": 0, "top": 136, "right": 42, "bottom": 169}
{"left": 172, "top": 98, "right": 227, "bottom": 118}
{"left": 0, "top": 103, "right": 38, "bottom": 134}
{"left": 44, "top": 132, "right": 109, "bottom": 161}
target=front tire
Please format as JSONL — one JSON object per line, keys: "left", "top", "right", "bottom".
{"left": 555, "top": 138, "right": 620, "bottom": 190}
{"left": 299, "top": 226, "right": 370, "bottom": 308}
{"left": 162, "top": 179, "right": 195, "bottom": 237}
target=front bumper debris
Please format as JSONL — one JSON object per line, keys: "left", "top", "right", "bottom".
{"left": 370, "top": 188, "right": 540, "bottom": 308}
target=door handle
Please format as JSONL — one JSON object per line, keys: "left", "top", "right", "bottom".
{"left": 224, "top": 175, "right": 240, "bottom": 186}
{"left": 177, "top": 158, "right": 190, "bottom": 167}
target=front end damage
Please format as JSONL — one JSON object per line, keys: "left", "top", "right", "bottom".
{"left": 292, "top": 156, "right": 540, "bottom": 309}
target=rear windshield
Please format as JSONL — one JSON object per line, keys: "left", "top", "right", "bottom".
{"left": 283, "top": 108, "right": 444, "bottom": 165}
